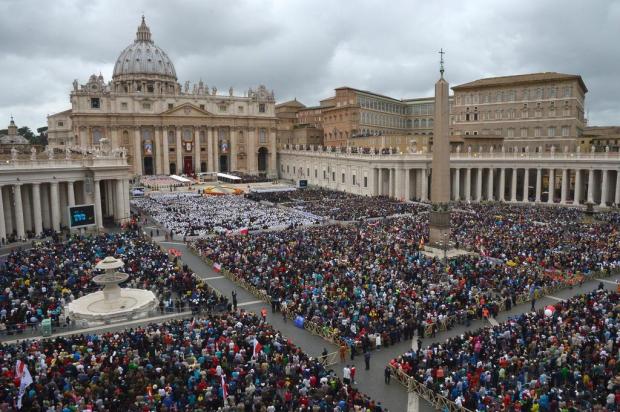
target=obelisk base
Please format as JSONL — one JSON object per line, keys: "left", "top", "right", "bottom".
{"left": 429, "top": 210, "right": 451, "bottom": 248}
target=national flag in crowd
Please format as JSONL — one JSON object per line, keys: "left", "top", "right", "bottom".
{"left": 238, "top": 227, "right": 249, "bottom": 235}
{"left": 15, "top": 360, "right": 33, "bottom": 409}
{"left": 213, "top": 263, "right": 221, "bottom": 272}
{"left": 253, "top": 338, "right": 263, "bottom": 358}
{"left": 221, "top": 375, "right": 228, "bottom": 404}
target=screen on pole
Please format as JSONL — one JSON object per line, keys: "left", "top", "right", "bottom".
{"left": 68, "top": 204, "right": 96, "bottom": 229}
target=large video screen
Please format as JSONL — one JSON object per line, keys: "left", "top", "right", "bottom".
{"left": 68, "top": 204, "right": 96, "bottom": 229}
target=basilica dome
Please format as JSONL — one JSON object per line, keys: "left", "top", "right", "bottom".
{"left": 112, "top": 17, "right": 176, "bottom": 81}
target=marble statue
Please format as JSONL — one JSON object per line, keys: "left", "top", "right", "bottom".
{"left": 229, "top": 87, "right": 233, "bottom": 96}
{"left": 212, "top": 86, "right": 217, "bottom": 95}
{"left": 73, "top": 79, "right": 79, "bottom": 92}
{"left": 30, "top": 147, "right": 37, "bottom": 161}
{"left": 65, "top": 147, "right": 71, "bottom": 160}
{"left": 10, "top": 147, "right": 18, "bottom": 161}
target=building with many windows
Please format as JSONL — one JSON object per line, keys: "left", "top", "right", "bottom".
{"left": 47, "top": 17, "right": 278, "bottom": 177}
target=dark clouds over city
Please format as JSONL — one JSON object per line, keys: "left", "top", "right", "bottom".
{"left": 0, "top": 0, "right": 619, "bottom": 129}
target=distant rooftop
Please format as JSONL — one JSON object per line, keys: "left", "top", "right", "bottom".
{"left": 452, "top": 72, "right": 587, "bottom": 92}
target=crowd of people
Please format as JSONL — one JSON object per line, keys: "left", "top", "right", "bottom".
{"left": 390, "top": 289, "right": 620, "bottom": 411}
{"left": 0, "top": 311, "right": 382, "bottom": 411}
{"left": 0, "top": 224, "right": 223, "bottom": 333}
{"left": 192, "top": 204, "right": 620, "bottom": 353}
{"left": 131, "top": 193, "right": 324, "bottom": 237}
{"left": 246, "top": 188, "right": 424, "bottom": 221}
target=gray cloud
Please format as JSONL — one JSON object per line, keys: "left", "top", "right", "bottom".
{"left": 0, "top": 0, "right": 618, "bottom": 129}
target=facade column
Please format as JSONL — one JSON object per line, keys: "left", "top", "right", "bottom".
{"left": 13, "top": 184, "right": 25, "bottom": 240}
{"left": 587, "top": 169, "right": 595, "bottom": 204}
{"left": 561, "top": 169, "right": 568, "bottom": 204}
{"left": 162, "top": 127, "right": 170, "bottom": 175}
{"left": 535, "top": 168, "right": 542, "bottom": 202}
{"left": 600, "top": 169, "right": 609, "bottom": 207}
{"left": 510, "top": 168, "right": 518, "bottom": 202}
{"left": 475, "top": 168, "right": 483, "bottom": 202}
{"left": 616, "top": 170, "right": 620, "bottom": 206}
{"left": 230, "top": 127, "right": 238, "bottom": 172}
{"left": 453, "top": 168, "right": 460, "bottom": 201}
{"left": 487, "top": 168, "right": 494, "bottom": 200}
{"left": 50, "top": 181, "right": 60, "bottom": 232}
{"left": 154, "top": 127, "right": 162, "bottom": 175}
{"left": 247, "top": 128, "right": 256, "bottom": 173}
{"left": 194, "top": 127, "right": 202, "bottom": 173}
{"left": 207, "top": 128, "right": 214, "bottom": 172}
{"left": 269, "top": 129, "right": 277, "bottom": 177}
{"left": 421, "top": 168, "right": 429, "bottom": 202}
{"left": 499, "top": 168, "right": 506, "bottom": 201}
{"left": 547, "top": 169, "right": 555, "bottom": 204}
{"left": 79, "top": 127, "right": 88, "bottom": 147}
{"left": 94, "top": 179, "right": 104, "bottom": 229}
{"left": 176, "top": 127, "right": 183, "bottom": 174}
{"left": 115, "top": 179, "right": 125, "bottom": 223}
{"left": 574, "top": 169, "right": 582, "bottom": 205}
{"left": 0, "top": 186, "right": 5, "bottom": 242}
{"left": 522, "top": 168, "right": 529, "bottom": 202}
{"left": 67, "top": 181, "right": 75, "bottom": 207}
{"left": 214, "top": 127, "right": 220, "bottom": 173}
{"left": 133, "top": 128, "right": 143, "bottom": 175}
{"left": 32, "top": 183, "right": 43, "bottom": 236}
{"left": 465, "top": 168, "right": 472, "bottom": 202}
{"left": 122, "top": 179, "right": 130, "bottom": 222}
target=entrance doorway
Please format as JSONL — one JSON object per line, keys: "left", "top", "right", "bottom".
{"left": 143, "top": 157, "right": 154, "bottom": 175}
{"left": 258, "top": 147, "right": 268, "bottom": 173}
{"left": 183, "top": 156, "right": 193, "bottom": 175}
{"left": 219, "top": 155, "right": 229, "bottom": 173}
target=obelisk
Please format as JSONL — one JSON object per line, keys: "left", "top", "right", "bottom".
{"left": 429, "top": 49, "right": 452, "bottom": 247}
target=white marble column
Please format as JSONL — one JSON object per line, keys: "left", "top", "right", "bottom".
{"left": 453, "top": 168, "right": 460, "bottom": 201}
{"left": 547, "top": 169, "right": 555, "bottom": 204}
{"left": 475, "top": 168, "right": 483, "bottom": 202}
{"left": 50, "top": 181, "right": 60, "bottom": 232}
{"left": 94, "top": 179, "right": 103, "bottom": 229}
{"left": 2, "top": 186, "right": 13, "bottom": 236}
{"left": 207, "top": 128, "right": 214, "bottom": 172}
{"left": 269, "top": 129, "right": 277, "bottom": 176}
{"left": 510, "top": 168, "right": 518, "bottom": 202}
{"left": 154, "top": 127, "right": 162, "bottom": 175}
{"left": 230, "top": 128, "right": 237, "bottom": 172}
{"left": 560, "top": 169, "right": 568, "bottom": 204}
{"left": 377, "top": 169, "right": 383, "bottom": 196}
{"left": 522, "top": 168, "right": 530, "bottom": 202}
{"left": 616, "top": 170, "right": 620, "bottom": 206}
{"left": 487, "top": 168, "right": 494, "bottom": 200}
{"left": 41, "top": 184, "right": 51, "bottom": 229}
{"left": 115, "top": 179, "right": 125, "bottom": 223}
{"left": 600, "top": 169, "right": 609, "bottom": 207}
{"left": 587, "top": 169, "right": 595, "bottom": 204}
{"left": 13, "top": 184, "right": 25, "bottom": 240}
{"left": 574, "top": 169, "right": 582, "bottom": 205}
{"left": 162, "top": 127, "right": 170, "bottom": 175}
{"left": 67, "top": 181, "right": 75, "bottom": 207}
{"left": 535, "top": 168, "right": 542, "bottom": 202}
{"left": 388, "top": 168, "right": 394, "bottom": 198}
{"left": 421, "top": 168, "right": 429, "bottom": 201}
{"left": 176, "top": 127, "right": 183, "bottom": 174}
{"left": 122, "top": 179, "right": 130, "bottom": 221}
{"left": 194, "top": 128, "right": 202, "bottom": 173}
{"left": 404, "top": 169, "right": 411, "bottom": 200}
{"left": 499, "top": 168, "right": 506, "bottom": 201}
{"left": 0, "top": 186, "right": 6, "bottom": 242}
{"left": 32, "top": 183, "right": 42, "bottom": 236}
{"left": 465, "top": 168, "right": 472, "bottom": 202}
{"left": 22, "top": 185, "right": 32, "bottom": 232}
{"left": 134, "top": 128, "right": 143, "bottom": 175}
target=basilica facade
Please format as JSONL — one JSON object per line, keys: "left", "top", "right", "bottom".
{"left": 47, "top": 17, "right": 278, "bottom": 177}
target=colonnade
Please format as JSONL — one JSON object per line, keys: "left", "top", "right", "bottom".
{"left": 0, "top": 178, "right": 130, "bottom": 243}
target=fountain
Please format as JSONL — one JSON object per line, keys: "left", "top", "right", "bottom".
{"left": 67, "top": 256, "right": 158, "bottom": 323}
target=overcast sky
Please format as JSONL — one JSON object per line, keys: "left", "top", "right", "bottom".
{"left": 1, "top": 0, "right": 619, "bottom": 129}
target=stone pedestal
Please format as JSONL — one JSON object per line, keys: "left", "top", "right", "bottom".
{"left": 429, "top": 210, "right": 450, "bottom": 247}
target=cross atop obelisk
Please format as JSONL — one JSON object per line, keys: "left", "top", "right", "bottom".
{"left": 439, "top": 48, "right": 445, "bottom": 77}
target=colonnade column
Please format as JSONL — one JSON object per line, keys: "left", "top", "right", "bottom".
{"left": 388, "top": 168, "right": 395, "bottom": 198}
{"left": 587, "top": 169, "right": 595, "bottom": 204}
{"left": 522, "top": 168, "right": 530, "bottom": 202}
{"left": 535, "top": 168, "right": 542, "bottom": 202}
{"left": 600, "top": 170, "right": 609, "bottom": 207}
{"left": 0, "top": 186, "right": 5, "bottom": 242}
{"left": 194, "top": 128, "right": 202, "bottom": 173}
{"left": 487, "top": 168, "right": 494, "bottom": 200}
{"left": 499, "top": 168, "right": 506, "bottom": 201}
{"left": 176, "top": 127, "right": 183, "bottom": 174}
{"left": 94, "top": 179, "right": 104, "bottom": 229}
{"left": 162, "top": 127, "right": 170, "bottom": 175}
{"left": 421, "top": 168, "right": 428, "bottom": 202}
{"left": 616, "top": 170, "right": 620, "bottom": 206}
{"left": 453, "top": 168, "right": 460, "bottom": 201}
{"left": 465, "top": 168, "right": 471, "bottom": 202}
{"left": 154, "top": 127, "right": 162, "bottom": 175}
{"left": 574, "top": 170, "right": 582, "bottom": 205}
{"left": 50, "top": 181, "right": 60, "bottom": 232}
{"left": 13, "top": 184, "right": 25, "bottom": 240}
{"left": 510, "top": 169, "right": 517, "bottom": 202}
{"left": 561, "top": 169, "right": 568, "bottom": 204}
{"left": 377, "top": 169, "right": 383, "bottom": 196}
{"left": 134, "top": 128, "right": 143, "bottom": 176}
{"left": 404, "top": 169, "right": 411, "bottom": 200}
{"left": 32, "top": 183, "right": 42, "bottom": 236}
{"left": 547, "top": 169, "right": 555, "bottom": 204}
{"left": 115, "top": 179, "right": 125, "bottom": 223}
{"left": 475, "top": 168, "right": 482, "bottom": 202}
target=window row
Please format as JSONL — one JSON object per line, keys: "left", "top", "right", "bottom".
{"left": 457, "top": 86, "right": 574, "bottom": 105}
